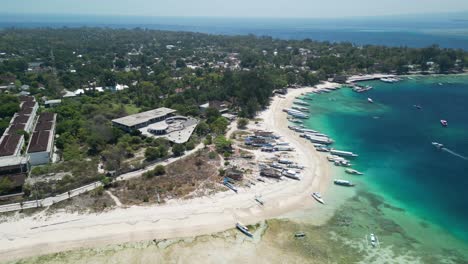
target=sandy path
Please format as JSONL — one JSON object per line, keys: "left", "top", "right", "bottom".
{"left": 0, "top": 83, "right": 338, "bottom": 262}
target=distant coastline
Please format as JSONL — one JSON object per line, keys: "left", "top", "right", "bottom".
{"left": 1, "top": 13, "right": 468, "bottom": 49}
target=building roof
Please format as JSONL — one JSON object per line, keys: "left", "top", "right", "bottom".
{"left": 0, "top": 134, "right": 22, "bottom": 157}
{"left": 33, "top": 113, "right": 56, "bottom": 132}
{"left": 34, "top": 121, "right": 53, "bottom": 131}
{"left": 19, "top": 96, "right": 35, "bottom": 102}
{"left": 44, "top": 99, "right": 62, "bottom": 105}
{"left": 112, "top": 107, "right": 176, "bottom": 127}
{"left": 12, "top": 115, "right": 30, "bottom": 125}
{"left": 37, "top": 112, "right": 55, "bottom": 123}
{"left": 21, "top": 101, "right": 36, "bottom": 109}
{"left": 18, "top": 107, "right": 33, "bottom": 115}
{"left": 5, "top": 123, "right": 26, "bottom": 135}
{"left": 27, "top": 130, "right": 51, "bottom": 153}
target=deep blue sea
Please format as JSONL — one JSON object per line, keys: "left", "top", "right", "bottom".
{"left": 302, "top": 75, "right": 468, "bottom": 244}
{"left": 1, "top": 13, "right": 468, "bottom": 49}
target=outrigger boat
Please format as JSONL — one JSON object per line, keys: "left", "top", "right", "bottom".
{"left": 334, "top": 179, "right": 355, "bottom": 187}
{"left": 236, "top": 222, "right": 253, "bottom": 237}
{"left": 255, "top": 195, "right": 265, "bottom": 206}
{"left": 345, "top": 168, "right": 363, "bottom": 175}
{"left": 311, "top": 192, "right": 324, "bottom": 204}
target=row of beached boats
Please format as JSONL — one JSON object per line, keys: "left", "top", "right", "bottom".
{"left": 285, "top": 91, "right": 366, "bottom": 207}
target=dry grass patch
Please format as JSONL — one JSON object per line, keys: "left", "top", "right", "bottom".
{"left": 111, "top": 149, "right": 222, "bottom": 205}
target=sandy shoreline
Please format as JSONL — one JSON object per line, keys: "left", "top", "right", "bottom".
{"left": 0, "top": 82, "right": 340, "bottom": 262}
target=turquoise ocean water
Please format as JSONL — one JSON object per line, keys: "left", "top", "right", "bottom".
{"left": 300, "top": 75, "right": 468, "bottom": 256}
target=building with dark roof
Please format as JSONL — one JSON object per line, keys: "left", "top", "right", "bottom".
{"left": 0, "top": 134, "right": 24, "bottom": 157}
{"left": 0, "top": 95, "right": 37, "bottom": 193}
{"left": 5, "top": 123, "right": 26, "bottom": 135}
{"left": 27, "top": 113, "right": 56, "bottom": 165}
{"left": 19, "top": 95, "right": 34, "bottom": 102}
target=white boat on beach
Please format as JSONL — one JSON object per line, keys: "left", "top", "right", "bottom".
{"left": 311, "top": 192, "right": 324, "bottom": 204}
{"left": 282, "top": 170, "right": 301, "bottom": 180}
{"left": 255, "top": 195, "right": 264, "bottom": 206}
{"left": 236, "top": 222, "right": 253, "bottom": 237}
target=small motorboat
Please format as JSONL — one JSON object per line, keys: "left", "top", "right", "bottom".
{"left": 370, "top": 233, "right": 377, "bottom": 247}
{"left": 413, "top": 105, "right": 422, "bottom": 110}
{"left": 236, "top": 222, "right": 253, "bottom": 237}
{"left": 368, "top": 98, "right": 374, "bottom": 103}
{"left": 311, "top": 192, "right": 324, "bottom": 204}
{"left": 440, "top": 120, "right": 448, "bottom": 127}
{"left": 294, "top": 232, "right": 306, "bottom": 238}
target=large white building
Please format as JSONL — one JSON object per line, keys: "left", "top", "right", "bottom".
{"left": 112, "top": 107, "right": 177, "bottom": 132}
{"left": 112, "top": 108, "right": 198, "bottom": 144}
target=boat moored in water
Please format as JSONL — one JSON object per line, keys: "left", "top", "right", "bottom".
{"left": 293, "top": 100, "right": 309, "bottom": 106}
{"left": 440, "top": 119, "right": 448, "bottom": 127}
{"left": 368, "top": 97, "right": 374, "bottom": 103}
{"left": 334, "top": 179, "right": 355, "bottom": 187}
{"left": 330, "top": 149, "right": 358, "bottom": 158}
{"left": 345, "top": 168, "right": 363, "bottom": 175}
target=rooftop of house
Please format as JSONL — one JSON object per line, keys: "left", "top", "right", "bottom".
{"left": 27, "top": 130, "right": 51, "bottom": 153}
{"left": 11, "top": 115, "right": 31, "bottom": 125}
{"left": 21, "top": 101, "right": 36, "bottom": 109}
{"left": 5, "top": 123, "right": 26, "bottom": 135}
{"left": 0, "top": 134, "right": 23, "bottom": 157}
{"left": 19, "top": 95, "right": 35, "bottom": 102}
{"left": 37, "top": 112, "right": 55, "bottom": 123}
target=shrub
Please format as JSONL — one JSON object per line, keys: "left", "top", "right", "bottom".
{"left": 237, "top": 118, "right": 249, "bottom": 129}
{"left": 154, "top": 165, "right": 166, "bottom": 176}
{"left": 172, "top": 143, "right": 185, "bottom": 157}
{"left": 208, "top": 151, "right": 217, "bottom": 159}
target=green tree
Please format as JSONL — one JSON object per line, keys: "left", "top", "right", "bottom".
{"left": 210, "top": 117, "right": 229, "bottom": 135}
{"left": 0, "top": 177, "right": 13, "bottom": 195}
{"left": 145, "top": 147, "right": 160, "bottom": 161}
{"left": 214, "top": 135, "right": 232, "bottom": 153}
{"left": 172, "top": 144, "right": 185, "bottom": 157}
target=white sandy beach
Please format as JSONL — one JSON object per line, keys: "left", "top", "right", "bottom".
{"left": 0, "top": 82, "right": 340, "bottom": 262}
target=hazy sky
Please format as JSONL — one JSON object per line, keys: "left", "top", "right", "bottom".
{"left": 3, "top": 0, "right": 468, "bottom": 18}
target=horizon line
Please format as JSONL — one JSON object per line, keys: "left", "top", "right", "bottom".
{"left": 1, "top": 10, "right": 468, "bottom": 21}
